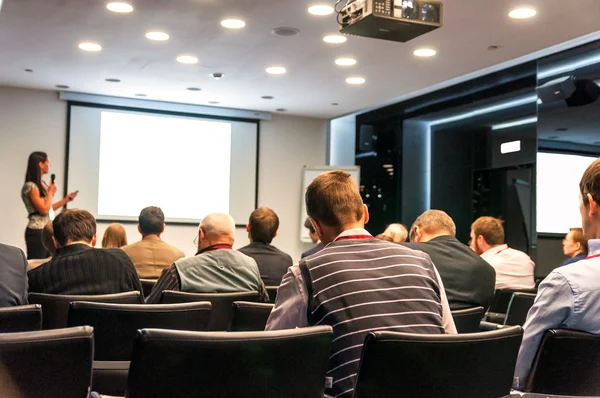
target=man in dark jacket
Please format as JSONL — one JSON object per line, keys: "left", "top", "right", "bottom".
{"left": 0, "top": 243, "right": 29, "bottom": 306}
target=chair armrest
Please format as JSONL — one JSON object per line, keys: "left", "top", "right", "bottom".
{"left": 486, "top": 312, "right": 506, "bottom": 324}
{"left": 479, "top": 321, "right": 504, "bottom": 331}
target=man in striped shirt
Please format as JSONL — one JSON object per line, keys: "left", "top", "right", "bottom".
{"left": 266, "top": 170, "right": 456, "bottom": 398}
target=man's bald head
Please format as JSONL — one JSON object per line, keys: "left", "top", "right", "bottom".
{"left": 198, "top": 213, "right": 236, "bottom": 249}
{"left": 410, "top": 210, "right": 456, "bottom": 243}
{"left": 383, "top": 223, "right": 408, "bottom": 243}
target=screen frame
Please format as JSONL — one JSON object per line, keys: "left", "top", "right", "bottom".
{"left": 64, "top": 101, "right": 260, "bottom": 227}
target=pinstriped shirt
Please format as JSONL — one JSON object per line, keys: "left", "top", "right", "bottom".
{"left": 266, "top": 228, "right": 457, "bottom": 397}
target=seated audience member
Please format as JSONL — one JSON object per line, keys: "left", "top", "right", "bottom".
{"left": 27, "top": 221, "right": 55, "bottom": 270}
{"left": 0, "top": 243, "right": 29, "bottom": 307}
{"left": 560, "top": 227, "right": 588, "bottom": 266}
{"left": 27, "top": 209, "right": 142, "bottom": 295}
{"left": 470, "top": 216, "right": 535, "bottom": 290}
{"left": 514, "top": 158, "right": 600, "bottom": 390}
{"left": 382, "top": 223, "right": 408, "bottom": 242}
{"left": 301, "top": 217, "right": 324, "bottom": 258}
{"left": 101, "top": 223, "right": 128, "bottom": 248}
{"left": 146, "top": 213, "right": 269, "bottom": 304}
{"left": 403, "top": 210, "right": 496, "bottom": 310}
{"left": 375, "top": 233, "right": 393, "bottom": 242}
{"left": 238, "top": 207, "right": 293, "bottom": 286}
{"left": 266, "top": 171, "right": 456, "bottom": 398}
{"left": 122, "top": 207, "right": 185, "bottom": 279}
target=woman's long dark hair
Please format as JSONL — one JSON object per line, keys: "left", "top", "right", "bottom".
{"left": 25, "top": 151, "right": 48, "bottom": 198}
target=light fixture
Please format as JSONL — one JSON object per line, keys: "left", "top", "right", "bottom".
{"left": 145, "top": 31, "right": 169, "bottom": 41}
{"left": 25, "top": 69, "right": 33, "bottom": 72}
{"left": 187, "top": 87, "right": 201, "bottom": 91}
{"left": 308, "top": 5, "right": 334, "bottom": 15}
{"left": 500, "top": 140, "right": 522, "bottom": 154}
{"left": 261, "top": 95, "right": 274, "bottom": 99}
{"left": 78, "top": 42, "right": 102, "bottom": 52}
{"left": 276, "top": 108, "right": 288, "bottom": 112}
{"left": 266, "top": 66, "right": 286, "bottom": 75}
{"left": 331, "top": 102, "right": 339, "bottom": 106}
{"left": 414, "top": 48, "right": 436, "bottom": 57}
{"left": 221, "top": 19, "right": 246, "bottom": 29}
{"left": 509, "top": 7, "right": 536, "bottom": 19}
{"left": 323, "top": 35, "right": 347, "bottom": 44}
{"left": 208, "top": 101, "right": 220, "bottom": 104}
{"left": 335, "top": 57, "right": 357, "bottom": 66}
{"left": 105, "top": 78, "right": 121, "bottom": 83}
{"left": 491, "top": 116, "right": 538, "bottom": 130}
{"left": 177, "top": 55, "right": 198, "bottom": 64}
{"left": 55, "top": 85, "right": 70, "bottom": 89}
{"left": 135, "top": 93, "right": 147, "bottom": 97}
{"left": 346, "top": 77, "right": 365, "bottom": 85}
{"left": 383, "top": 164, "right": 393, "bottom": 168}
{"left": 106, "top": 2, "right": 133, "bottom": 13}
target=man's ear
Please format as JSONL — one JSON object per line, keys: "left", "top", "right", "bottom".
{"left": 476, "top": 234, "right": 486, "bottom": 247}
{"left": 246, "top": 224, "right": 250, "bottom": 233}
{"left": 312, "top": 218, "right": 324, "bottom": 237}
{"left": 52, "top": 236, "right": 61, "bottom": 249}
{"left": 91, "top": 234, "right": 97, "bottom": 247}
{"left": 588, "top": 193, "right": 598, "bottom": 216}
{"left": 362, "top": 204, "right": 370, "bottom": 225}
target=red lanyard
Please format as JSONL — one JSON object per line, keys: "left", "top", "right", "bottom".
{"left": 334, "top": 235, "right": 373, "bottom": 242}
{"left": 586, "top": 253, "right": 600, "bottom": 260}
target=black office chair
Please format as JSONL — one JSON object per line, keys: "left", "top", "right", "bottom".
{"left": 68, "top": 301, "right": 211, "bottom": 396}
{"left": 504, "top": 292, "right": 536, "bottom": 326}
{"left": 0, "top": 304, "right": 42, "bottom": 332}
{"left": 160, "top": 290, "right": 259, "bottom": 330}
{"left": 451, "top": 306, "right": 485, "bottom": 333}
{"left": 0, "top": 326, "right": 93, "bottom": 398}
{"left": 140, "top": 279, "right": 157, "bottom": 298}
{"left": 229, "top": 301, "right": 274, "bottom": 331}
{"left": 525, "top": 329, "right": 600, "bottom": 396}
{"left": 266, "top": 286, "right": 278, "bottom": 304}
{"left": 126, "top": 326, "right": 333, "bottom": 398}
{"left": 487, "top": 288, "right": 537, "bottom": 323}
{"left": 353, "top": 326, "right": 523, "bottom": 398}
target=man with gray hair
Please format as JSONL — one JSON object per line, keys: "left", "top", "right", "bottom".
{"left": 402, "top": 210, "right": 496, "bottom": 310}
{"left": 382, "top": 223, "right": 408, "bottom": 242}
{"left": 146, "top": 213, "right": 269, "bottom": 303}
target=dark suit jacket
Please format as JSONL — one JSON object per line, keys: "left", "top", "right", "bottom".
{"left": 301, "top": 242, "right": 324, "bottom": 259}
{"left": 561, "top": 252, "right": 587, "bottom": 267}
{"left": 238, "top": 242, "right": 293, "bottom": 286}
{"left": 0, "top": 244, "right": 28, "bottom": 307}
{"left": 28, "top": 244, "right": 143, "bottom": 296}
{"left": 403, "top": 236, "right": 496, "bottom": 310}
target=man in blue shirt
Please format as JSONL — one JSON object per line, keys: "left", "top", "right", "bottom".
{"left": 560, "top": 227, "right": 588, "bottom": 266}
{"left": 514, "top": 158, "right": 600, "bottom": 389}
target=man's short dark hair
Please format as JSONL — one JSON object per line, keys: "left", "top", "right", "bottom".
{"left": 580, "top": 158, "right": 600, "bottom": 206}
{"left": 139, "top": 206, "right": 165, "bottom": 235}
{"left": 53, "top": 209, "right": 96, "bottom": 246}
{"left": 471, "top": 216, "right": 505, "bottom": 246}
{"left": 305, "top": 170, "right": 363, "bottom": 227}
{"left": 249, "top": 207, "right": 279, "bottom": 244}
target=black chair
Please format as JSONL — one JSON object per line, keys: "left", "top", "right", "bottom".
{"left": 0, "top": 304, "right": 42, "bottom": 332}
{"left": 160, "top": 290, "right": 259, "bottom": 330}
{"left": 140, "top": 279, "right": 157, "bottom": 298}
{"left": 0, "top": 326, "right": 93, "bottom": 398}
{"left": 451, "top": 306, "right": 485, "bottom": 333}
{"left": 353, "top": 326, "right": 523, "bottom": 398}
{"left": 29, "top": 291, "right": 143, "bottom": 329}
{"left": 525, "top": 329, "right": 600, "bottom": 396}
{"left": 126, "top": 326, "right": 333, "bottom": 398}
{"left": 266, "top": 286, "right": 278, "bottom": 304}
{"left": 229, "top": 301, "right": 274, "bottom": 331}
{"left": 68, "top": 301, "right": 212, "bottom": 396}
{"left": 504, "top": 292, "right": 536, "bottom": 326}
{"left": 488, "top": 288, "right": 537, "bottom": 319}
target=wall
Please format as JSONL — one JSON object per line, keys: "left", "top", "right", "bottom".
{"left": 329, "top": 114, "right": 356, "bottom": 166}
{"left": 0, "top": 86, "right": 327, "bottom": 262}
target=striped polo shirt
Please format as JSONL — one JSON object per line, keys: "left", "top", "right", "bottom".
{"left": 300, "top": 234, "right": 444, "bottom": 397}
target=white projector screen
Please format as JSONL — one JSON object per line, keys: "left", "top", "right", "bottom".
{"left": 67, "top": 105, "right": 258, "bottom": 224}
{"left": 536, "top": 152, "right": 596, "bottom": 234}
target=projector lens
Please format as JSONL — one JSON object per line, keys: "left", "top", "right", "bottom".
{"left": 419, "top": 3, "right": 440, "bottom": 22}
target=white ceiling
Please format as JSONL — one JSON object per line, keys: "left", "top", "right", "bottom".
{"left": 0, "top": 0, "right": 599, "bottom": 119}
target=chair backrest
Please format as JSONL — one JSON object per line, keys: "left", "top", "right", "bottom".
{"left": 488, "top": 288, "right": 537, "bottom": 314}
{"left": 160, "top": 290, "right": 259, "bottom": 330}
{"left": 0, "top": 326, "right": 93, "bottom": 398}
{"left": 451, "top": 306, "right": 485, "bottom": 333}
{"left": 68, "top": 301, "right": 212, "bottom": 360}
{"left": 0, "top": 304, "right": 42, "bottom": 332}
{"left": 353, "top": 326, "right": 523, "bottom": 398}
{"left": 229, "top": 301, "right": 274, "bottom": 331}
{"left": 266, "top": 286, "right": 278, "bottom": 304}
{"left": 140, "top": 279, "right": 157, "bottom": 299}
{"left": 126, "top": 326, "right": 333, "bottom": 398}
{"left": 29, "top": 291, "right": 143, "bottom": 329}
{"left": 525, "top": 329, "right": 600, "bottom": 396}
{"left": 504, "top": 292, "right": 537, "bottom": 326}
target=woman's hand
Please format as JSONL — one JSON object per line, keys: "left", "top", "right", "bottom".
{"left": 48, "top": 183, "right": 57, "bottom": 196}
{"left": 66, "top": 191, "right": 78, "bottom": 202}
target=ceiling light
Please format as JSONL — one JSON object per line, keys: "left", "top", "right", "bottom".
{"left": 331, "top": 102, "right": 339, "bottom": 106}
{"left": 135, "top": 93, "right": 147, "bottom": 97}
{"left": 25, "top": 69, "right": 33, "bottom": 72}
{"left": 78, "top": 42, "right": 102, "bottom": 52}
{"left": 105, "top": 78, "right": 121, "bottom": 82}
{"left": 145, "top": 31, "right": 169, "bottom": 41}
{"left": 346, "top": 77, "right": 365, "bottom": 85}
{"left": 106, "top": 2, "right": 133, "bottom": 13}
{"left": 509, "top": 7, "right": 536, "bottom": 19}
{"left": 212, "top": 72, "right": 224, "bottom": 79}
{"left": 261, "top": 95, "right": 274, "bottom": 99}
{"left": 276, "top": 108, "right": 288, "bottom": 112}
{"left": 208, "top": 101, "right": 220, "bottom": 104}
{"left": 335, "top": 57, "right": 357, "bottom": 66}
{"left": 414, "top": 48, "right": 436, "bottom": 57}
{"left": 500, "top": 140, "right": 521, "bottom": 154}
{"left": 177, "top": 55, "right": 198, "bottom": 64}
{"left": 266, "top": 66, "right": 286, "bottom": 75}
{"left": 324, "top": 35, "right": 347, "bottom": 44}
{"left": 55, "top": 85, "right": 70, "bottom": 89}
{"left": 308, "top": 5, "right": 334, "bottom": 15}
{"left": 383, "top": 164, "right": 393, "bottom": 168}
{"left": 187, "top": 87, "right": 201, "bottom": 91}
{"left": 271, "top": 27, "right": 300, "bottom": 36}
{"left": 491, "top": 116, "right": 537, "bottom": 130}
{"left": 221, "top": 19, "right": 246, "bottom": 29}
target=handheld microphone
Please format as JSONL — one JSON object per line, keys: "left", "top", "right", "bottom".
{"left": 50, "top": 174, "right": 56, "bottom": 184}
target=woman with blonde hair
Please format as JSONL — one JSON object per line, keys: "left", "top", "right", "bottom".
{"left": 102, "top": 223, "right": 128, "bottom": 248}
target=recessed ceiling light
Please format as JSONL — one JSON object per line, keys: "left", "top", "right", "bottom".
{"left": 488, "top": 45, "right": 500, "bottom": 51}
{"left": 187, "top": 87, "right": 201, "bottom": 91}
{"left": 177, "top": 55, "right": 198, "bottom": 64}
{"left": 78, "top": 42, "right": 102, "bottom": 52}
{"left": 308, "top": 5, "right": 334, "bottom": 15}
{"left": 331, "top": 102, "right": 339, "bottom": 106}
{"left": 276, "top": 108, "right": 287, "bottom": 112}
{"left": 266, "top": 66, "right": 286, "bottom": 75}
{"left": 135, "top": 93, "right": 147, "bottom": 97}
{"left": 509, "top": 7, "right": 536, "bottom": 19}
{"left": 145, "top": 31, "right": 169, "bottom": 41}
{"left": 335, "top": 57, "right": 357, "bottom": 66}
{"left": 24, "top": 69, "right": 33, "bottom": 72}
{"left": 346, "top": 77, "right": 365, "bottom": 85}
{"left": 414, "top": 48, "right": 436, "bottom": 57}
{"left": 106, "top": 2, "right": 133, "bottom": 13}
{"left": 261, "top": 95, "right": 274, "bottom": 99}
{"left": 271, "top": 27, "right": 300, "bottom": 36}
{"left": 55, "top": 85, "right": 70, "bottom": 89}
{"left": 555, "top": 127, "right": 569, "bottom": 132}
{"left": 212, "top": 72, "right": 224, "bottom": 79}
{"left": 105, "top": 78, "right": 121, "bottom": 82}
{"left": 208, "top": 101, "right": 220, "bottom": 104}
{"left": 221, "top": 19, "right": 246, "bottom": 29}
{"left": 324, "top": 35, "right": 347, "bottom": 44}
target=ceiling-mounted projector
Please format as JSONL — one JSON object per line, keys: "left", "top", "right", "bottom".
{"left": 338, "top": 0, "right": 443, "bottom": 43}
